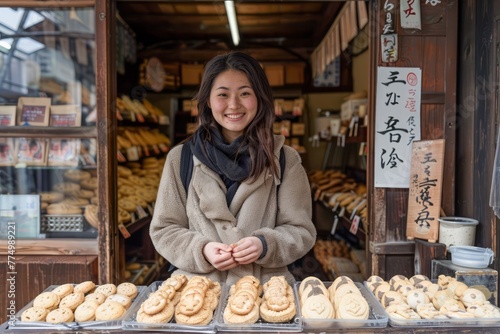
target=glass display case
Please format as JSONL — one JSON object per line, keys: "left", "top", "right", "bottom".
{"left": 0, "top": 6, "right": 97, "bottom": 238}
{"left": 0, "top": 2, "right": 117, "bottom": 322}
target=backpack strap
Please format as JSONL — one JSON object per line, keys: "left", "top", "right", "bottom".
{"left": 180, "top": 143, "right": 194, "bottom": 193}
{"left": 278, "top": 146, "right": 286, "bottom": 189}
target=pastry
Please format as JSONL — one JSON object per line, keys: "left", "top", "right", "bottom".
{"left": 33, "top": 291, "right": 60, "bottom": 310}
{"left": 117, "top": 282, "right": 138, "bottom": 299}
{"left": 64, "top": 169, "right": 91, "bottom": 182}
{"left": 461, "top": 288, "right": 487, "bottom": 307}
{"left": 301, "top": 294, "right": 335, "bottom": 319}
{"left": 95, "top": 300, "right": 126, "bottom": 320}
{"left": 74, "top": 281, "right": 96, "bottom": 294}
{"left": 52, "top": 283, "right": 74, "bottom": 299}
{"left": 21, "top": 306, "right": 49, "bottom": 322}
{"left": 59, "top": 292, "right": 85, "bottom": 311}
{"left": 45, "top": 307, "right": 74, "bottom": 324}
{"left": 95, "top": 283, "right": 117, "bottom": 297}
{"left": 74, "top": 301, "right": 99, "bottom": 322}
{"left": 336, "top": 293, "right": 369, "bottom": 320}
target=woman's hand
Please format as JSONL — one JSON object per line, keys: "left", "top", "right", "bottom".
{"left": 203, "top": 242, "right": 238, "bottom": 271}
{"left": 231, "top": 236, "right": 263, "bottom": 264}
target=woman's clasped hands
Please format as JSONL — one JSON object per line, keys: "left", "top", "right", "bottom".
{"left": 203, "top": 236, "right": 264, "bottom": 271}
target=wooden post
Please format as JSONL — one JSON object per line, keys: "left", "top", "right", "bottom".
{"left": 414, "top": 239, "right": 447, "bottom": 278}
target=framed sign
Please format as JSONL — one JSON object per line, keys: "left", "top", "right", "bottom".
{"left": 17, "top": 97, "right": 51, "bottom": 126}
{"left": 406, "top": 139, "right": 445, "bottom": 243}
{"left": 16, "top": 138, "right": 48, "bottom": 166}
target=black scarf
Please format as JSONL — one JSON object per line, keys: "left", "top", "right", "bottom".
{"left": 189, "top": 126, "right": 251, "bottom": 206}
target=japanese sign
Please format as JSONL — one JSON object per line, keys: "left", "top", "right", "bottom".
{"left": 406, "top": 139, "right": 445, "bottom": 243}
{"left": 375, "top": 66, "right": 421, "bottom": 187}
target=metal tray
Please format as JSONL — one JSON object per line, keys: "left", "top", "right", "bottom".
{"left": 11, "top": 283, "right": 146, "bottom": 330}
{"left": 215, "top": 280, "right": 302, "bottom": 332}
{"left": 298, "top": 281, "right": 388, "bottom": 329}
{"left": 122, "top": 281, "right": 221, "bottom": 333}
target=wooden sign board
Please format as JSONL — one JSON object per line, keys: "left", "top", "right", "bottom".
{"left": 406, "top": 139, "right": 445, "bottom": 243}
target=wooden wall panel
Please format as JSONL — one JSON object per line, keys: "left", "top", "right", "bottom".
{"left": 368, "top": 0, "right": 458, "bottom": 277}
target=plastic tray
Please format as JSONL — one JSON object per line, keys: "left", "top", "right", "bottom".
{"left": 122, "top": 281, "right": 221, "bottom": 333}
{"left": 11, "top": 283, "right": 147, "bottom": 330}
{"left": 215, "top": 281, "right": 302, "bottom": 332}
{"left": 298, "top": 281, "right": 388, "bottom": 329}
{"left": 363, "top": 281, "right": 500, "bottom": 327}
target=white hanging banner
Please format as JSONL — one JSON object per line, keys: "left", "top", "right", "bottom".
{"left": 400, "top": 0, "right": 422, "bottom": 30}
{"left": 375, "top": 66, "right": 422, "bottom": 188}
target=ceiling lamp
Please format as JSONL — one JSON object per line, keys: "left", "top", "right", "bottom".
{"left": 224, "top": 1, "right": 240, "bottom": 46}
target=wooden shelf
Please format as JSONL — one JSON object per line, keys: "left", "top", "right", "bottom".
{"left": 124, "top": 215, "right": 152, "bottom": 235}
{"left": 0, "top": 238, "right": 98, "bottom": 255}
{"left": 0, "top": 126, "right": 97, "bottom": 139}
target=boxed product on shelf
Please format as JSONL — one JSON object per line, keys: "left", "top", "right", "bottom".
{"left": 16, "top": 97, "right": 51, "bottom": 126}
{"left": 340, "top": 98, "right": 367, "bottom": 122}
{"left": 0, "top": 105, "right": 16, "bottom": 126}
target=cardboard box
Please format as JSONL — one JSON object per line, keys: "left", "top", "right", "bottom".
{"left": 17, "top": 97, "right": 51, "bottom": 126}
{"left": 285, "top": 63, "right": 305, "bottom": 85}
{"left": 181, "top": 64, "right": 204, "bottom": 86}
{"left": 292, "top": 123, "right": 305, "bottom": 136}
{"left": 264, "top": 65, "right": 284, "bottom": 86}
{"left": 50, "top": 105, "right": 82, "bottom": 127}
{"left": 341, "top": 98, "right": 367, "bottom": 122}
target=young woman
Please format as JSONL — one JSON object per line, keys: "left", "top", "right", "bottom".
{"left": 150, "top": 51, "right": 316, "bottom": 285}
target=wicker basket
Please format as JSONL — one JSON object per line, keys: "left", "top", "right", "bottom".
{"left": 41, "top": 214, "right": 84, "bottom": 232}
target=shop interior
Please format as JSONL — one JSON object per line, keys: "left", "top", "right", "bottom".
{"left": 3, "top": 0, "right": 500, "bottom": 331}
{"left": 112, "top": 0, "right": 370, "bottom": 284}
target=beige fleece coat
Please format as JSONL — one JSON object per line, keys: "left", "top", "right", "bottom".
{"left": 150, "top": 135, "right": 316, "bottom": 286}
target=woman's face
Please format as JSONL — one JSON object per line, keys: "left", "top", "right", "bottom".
{"left": 209, "top": 69, "right": 258, "bottom": 143}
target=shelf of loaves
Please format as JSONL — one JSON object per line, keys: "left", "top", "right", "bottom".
{"left": 308, "top": 169, "right": 368, "bottom": 236}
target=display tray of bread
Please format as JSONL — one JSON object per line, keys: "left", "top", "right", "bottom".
{"left": 12, "top": 281, "right": 145, "bottom": 330}
{"left": 215, "top": 275, "right": 302, "bottom": 332}
{"left": 122, "top": 275, "right": 222, "bottom": 333}
{"left": 296, "top": 276, "right": 387, "bottom": 329}
{"left": 365, "top": 274, "right": 500, "bottom": 327}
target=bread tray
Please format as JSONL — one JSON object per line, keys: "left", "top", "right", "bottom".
{"left": 363, "top": 281, "right": 500, "bottom": 327}
{"left": 122, "top": 281, "right": 222, "bottom": 333}
{"left": 215, "top": 280, "right": 302, "bottom": 332}
{"left": 298, "top": 281, "right": 388, "bottom": 329}
{"left": 11, "top": 283, "right": 147, "bottom": 330}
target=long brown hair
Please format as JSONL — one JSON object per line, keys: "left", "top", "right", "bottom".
{"left": 193, "top": 51, "right": 278, "bottom": 180}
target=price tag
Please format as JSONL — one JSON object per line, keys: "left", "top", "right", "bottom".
{"left": 151, "top": 114, "right": 158, "bottom": 123}
{"left": 130, "top": 111, "right": 136, "bottom": 122}
{"left": 338, "top": 206, "right": 345, "bottom": 218}
{"left": 136, "top": 112, "right": 145, "bottom": 123}
{"left": 330, "top": 214, "right": 339, "bottom": 235}
{"left": 147, "top": 204, "right": 154, "bottom": 216}
{"left": 152, "top": 144, "right": 160, "bottom": 155}
{"left": 350, "top": 198, "right": 367, "bottom": 221}
{"left": 159, "top": 115, "right": 170, "bottom": 125}
{"left": 349, "top": 216, "right": 360, "bottom": 235}
{"left": 159, "top": 143, "right": 169, "bottom": 153}
{"left": 137, "top": 206, "right": 148, "bottom": 219}
{"left": 126, "top": 147, "right": 140, "bottom": 161}
{"left": 116, "top": 109, "right": 123, "bottom": 121}
{"left": 118, "top": 223, "right": 131, "bottom": 238}
{"left": 117, "top": 150, "right": 127, "bottom": 163}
